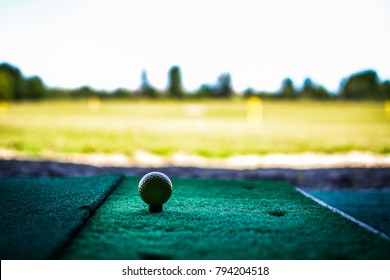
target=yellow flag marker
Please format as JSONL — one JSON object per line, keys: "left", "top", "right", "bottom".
{"left": 0, "top": 101, "right": 8, "bottom": 117}
{"left": 385, "top": 100, "right": 390, "bottom": 118}
{"left": 246, "top": 96, "right": 263, "bottom": 126}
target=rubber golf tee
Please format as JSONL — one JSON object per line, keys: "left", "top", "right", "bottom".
{"left": 149, "top": 204, "right": 163, "bottom": 213}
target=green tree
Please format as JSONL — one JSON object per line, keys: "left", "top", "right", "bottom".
{"left": 312, "top": 86, "right": 331, "bottom": 99}
{"left": 215, "top": 73, "right": 233, "bottom": 98}
{"left": 301, "top": 78, "right": 314, "bottom": 98}
{"left": 340, "top": 70, "right": 380, "bottom": 99}
{"left": 243, "top": 88, "right": 255, "bottom": 98}
{"left": 300, "top": 78, "right": 330, "bottom": 99}
{"left": 168, "top": 66, "right": 183, "bottom": 98}
{"left": 24, "top": 76, "right": 46, "bottom": 100}
{"left": 139, "top": 70, "right": 158, "bottom": 98}
{"left": 380, "top": 80, "right": 390, "bottom": 99}
{"left": 195, "top": 84, "right": 214, "bottom": 98}
{"left": 0, "top": 72, "right": 13, "bottom": 100}
{"left": 280, "top": 78, "right": 297, "bottom": 98}
{"left": 195, "top": 74, "right": 233, "bottom": 98}
{"left": 0, "top": 63, "right": 24, "bottom": 100}
{"left": 113, "top": 88, "right": 132, "bottom": 99}
{"left": 70, "top": 86, "right": 94, "bottom": 98}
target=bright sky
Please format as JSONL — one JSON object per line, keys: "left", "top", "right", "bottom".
{"left": 0, "top": 0, "right": 389, "bottom": 93}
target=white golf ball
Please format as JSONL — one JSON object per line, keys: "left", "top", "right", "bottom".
{"left": 138, "top": 171, "right": 172, "bottom": 206}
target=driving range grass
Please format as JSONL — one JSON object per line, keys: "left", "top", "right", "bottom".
{"left": 62, "top": 177, "right": 390, "bottom": 260}
{"left": 0, "top": 100, "right": 389, "bottom": 158}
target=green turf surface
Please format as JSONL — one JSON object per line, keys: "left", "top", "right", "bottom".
{"left": 62, "top": 177, "right": 390, "bottom": 260}
{"left": 306, "top": 190, "right": 390, "bottom": 236}
{"left": 0, "top": 174, "right": 123, "bottom": 260}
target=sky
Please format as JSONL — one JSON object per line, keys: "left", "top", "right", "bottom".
{"left": 0, "top": 0, "right": 389, "bottom": 93}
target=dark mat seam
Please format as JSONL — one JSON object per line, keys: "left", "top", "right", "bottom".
{"left": 50, "top": 174, "right": 125, "bottom": 259}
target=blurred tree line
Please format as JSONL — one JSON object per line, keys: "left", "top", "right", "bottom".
{"left": 0, "top": 63, "right": 46, "bottom": 101}
{"left": 0, "top": 62, "right": 389, "bottom": 101}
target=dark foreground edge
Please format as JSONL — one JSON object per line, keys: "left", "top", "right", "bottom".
{"left": 1, "top": 159, "right": 390, "bottom": 190}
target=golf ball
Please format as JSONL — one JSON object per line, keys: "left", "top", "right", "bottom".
{"left": 138, "top": 171, "right": 172, "bottom": 206}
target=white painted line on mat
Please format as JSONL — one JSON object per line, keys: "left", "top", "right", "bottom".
{"left": 295, "top": 187, "right": 390, "bottom": 241}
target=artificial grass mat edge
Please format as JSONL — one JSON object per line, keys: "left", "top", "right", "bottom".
{"left": 0, "top": 174, "right": 123, "bottom": 260}
{"left": 305, "top": 189, "right": 390, "bottom": 236}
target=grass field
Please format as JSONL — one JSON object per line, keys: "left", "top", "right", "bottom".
{"left": 0, "top": 99, "right": 389, "bottom": 159}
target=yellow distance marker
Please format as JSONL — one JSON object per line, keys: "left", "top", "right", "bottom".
{"left": 0, "top": 101, "right": 8, "bottom": 117}
{"left": 87, "top": 96, "right": 101, "bottom": 113}
{"left": 385, "top": 100, "right": 390, "bottom": 118}
{"left": 246, "top": 96, "right": 263, "bottom": 126}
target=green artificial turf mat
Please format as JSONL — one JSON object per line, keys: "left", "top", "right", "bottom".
{"left": 0, "top": 174, "right": 123, "bottom": 260}
{"left": 306, "top": 190, "right": 390, "bottom": 236}
{"left": 62, "top": 177, "right": 390, "bottom": 260}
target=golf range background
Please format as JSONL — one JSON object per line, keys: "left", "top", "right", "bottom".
{"left": 1, "top": 100, "right": 390, "bottom": 260}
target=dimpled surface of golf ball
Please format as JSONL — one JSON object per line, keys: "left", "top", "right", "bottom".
{"left": 138, "top": 172, "right": 172, "bottom": 206}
